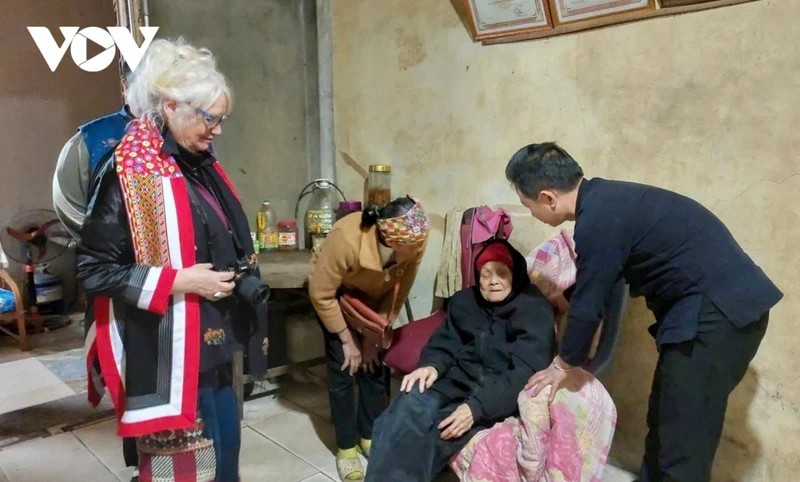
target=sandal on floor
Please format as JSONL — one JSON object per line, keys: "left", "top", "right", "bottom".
{"left": 336, "top": 455, "right": 365, "bottom": 481}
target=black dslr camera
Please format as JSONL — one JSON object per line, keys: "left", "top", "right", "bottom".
{"left": 228, "top": 257, "right": 271, "bottom": 307}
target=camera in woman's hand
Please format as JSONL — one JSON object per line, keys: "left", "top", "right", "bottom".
{"left": 227, "top": 258, "right": 271, "bottom": 307}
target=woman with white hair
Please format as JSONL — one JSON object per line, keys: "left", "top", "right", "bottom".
{"left": 78, "top": 38, "right": 261, "bottom": 482}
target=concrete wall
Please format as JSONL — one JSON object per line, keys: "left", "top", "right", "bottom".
{"left": 330, "top": 1, "right": 799, "bottom": 480}
{"left": 0, "top": 1, "right": 120, "bottom": 302}
{"left": 0, "top": 0, "right": 319, "bottom": 312}
{"left": 149, "top": 0, "right": 319, "bottom": 230}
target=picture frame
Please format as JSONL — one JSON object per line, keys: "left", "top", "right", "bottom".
{"left": 548, "top": 0, "right": 656, "bottom": 25}
{"left": 659, "top": 0, "right": 716, "bottom": 6}
{"left": 462, "top": 0, "right": 552, "bottom": 41}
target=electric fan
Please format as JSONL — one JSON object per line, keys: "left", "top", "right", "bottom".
{"left": 0, "top": 209, "right": 71, "bottom": 325}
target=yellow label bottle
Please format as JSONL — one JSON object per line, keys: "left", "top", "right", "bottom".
{"left": 256, "top": 201, "right": 277, "bottom": 251}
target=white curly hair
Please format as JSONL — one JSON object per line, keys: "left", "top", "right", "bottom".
{"left": 125, "top": 37, "right": 232, "bottom": 128}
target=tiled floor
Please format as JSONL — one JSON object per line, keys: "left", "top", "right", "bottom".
{"left": 0, "top": 369, "right": 637, "bottom": 482}
{"left": 0, "top": 324, "right": 637, "bottom": 481}
{"left": 0, "top": 322, "right": 116, "bottom": 449}
{"left": 0, "top": 358, "right": 74, "bottom": 415}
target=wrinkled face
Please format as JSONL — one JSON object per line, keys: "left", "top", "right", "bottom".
{"left": 517, "top": 188, "right": 563, "bottom": 227}
{"left": 478, "top": 261, "right": 513, "bottom": 303}
{"left": 169, "top": 94, "right": 229, "bottom": 153}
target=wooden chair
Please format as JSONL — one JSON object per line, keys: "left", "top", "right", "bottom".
{"left": 0, "top": 269, "right": 29, "bottom": 350}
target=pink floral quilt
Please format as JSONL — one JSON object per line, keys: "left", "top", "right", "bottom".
{"left": 450, "top": 371, "right": 616, "bottom": 482}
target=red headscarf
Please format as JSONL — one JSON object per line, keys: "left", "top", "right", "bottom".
{"left": 476, "top": 242, "right": 514, "bottom": 272}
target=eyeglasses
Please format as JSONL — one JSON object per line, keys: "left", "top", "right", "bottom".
{"left": 196, "top": 107, "right": 230, "bottom": 129}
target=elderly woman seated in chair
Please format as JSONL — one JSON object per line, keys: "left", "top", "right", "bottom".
{"left": 365, "top": 239, "right": 556, "bottom": 481}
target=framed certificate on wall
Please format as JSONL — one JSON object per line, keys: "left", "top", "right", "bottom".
{"left": 660, "top": 0, "right": 716, "bottom": 6}
{"left": 463, "top": 0, "right": 552, "bottom": 41}
{"left": 548, "top": 0, "right": 655, "bottom": 25}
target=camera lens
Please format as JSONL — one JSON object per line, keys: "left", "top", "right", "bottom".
{"left": 236, "top": 274, "right": 271, "bottom": 306}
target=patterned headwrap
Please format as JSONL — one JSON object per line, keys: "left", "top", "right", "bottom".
{"left": 377, "top": 196, "right": 430, "bottom": 245}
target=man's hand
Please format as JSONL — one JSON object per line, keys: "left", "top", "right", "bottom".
{"left": 524, "top": 356, "right": 575, "bottom": 402}
{"left": 438, "top": 403, "right": 474, "bottom": 440}
{"left": 400, "top": 366, "right": 438, "bottom": 393}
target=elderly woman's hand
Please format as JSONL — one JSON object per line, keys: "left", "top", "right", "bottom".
{"left": 401, "top": 366, "right": 439, "bottom": 393}
{"left": 524, "top": 356, "right": 575, "bottom": 402}
{"left": 173, "top": 263, "right": 236, "bottom": 301}
{"left": 438, "top": 403, "right": 474, "bottom": 440}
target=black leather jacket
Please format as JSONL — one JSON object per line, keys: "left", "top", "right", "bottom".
{"left": 78, "top": 138, "right": 261, "bottom": 386}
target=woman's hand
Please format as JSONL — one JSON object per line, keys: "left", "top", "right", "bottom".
{"left": 338, "top": 328, "right": 362, "bottom": 376}
{"left": 438, "top": 403, "right": 474, "bottom": 440}
{"left": 400, "top": 366, "right": 439, "bottom": 393}
{"left": 524, "top": 356, "right": 575, "bottom": 403}
{"left": 173, "top": 263, "right": 235, "bottom": 301}
{"left": 361, "top": 340, "right": 381, "bottom": 373}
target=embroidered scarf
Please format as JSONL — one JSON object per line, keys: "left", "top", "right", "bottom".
{"left": 85, "top": 120, "right": 240, "bottom": 436}
{"left": 376, "top": 196, "right": 430, "bottom": 245}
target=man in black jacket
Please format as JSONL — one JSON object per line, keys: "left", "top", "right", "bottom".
{"left": 511, "top": 143, "right": 782, "bottom": 482}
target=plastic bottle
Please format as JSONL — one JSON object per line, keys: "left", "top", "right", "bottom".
{"left": 305, "top": 180, "right": 338, "bottom": 251}
{"left": 256, "top": 201, "right": 278, "bottom": 251}
{"left": 251, "top": 232, "right": 260, "bottom": 254}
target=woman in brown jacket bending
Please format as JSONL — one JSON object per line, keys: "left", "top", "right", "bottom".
{"left": 308, "top": 195, "right": 429, "bottom": 481}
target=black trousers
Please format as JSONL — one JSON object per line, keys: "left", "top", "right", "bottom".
{"left": 123, "top": 437, "right": 137, "bottom": 467}
{"left": 366, "top": 389, "right": 484, "bottom": 482}
{"left": 639, "top": 301, "right": 769, "bottom": 482}
{"left": 320, "top": 323, "right": 388, "bottom": 449}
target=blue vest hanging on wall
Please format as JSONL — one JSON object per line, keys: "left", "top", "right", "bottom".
{"left": 78, "top": 106, "right": 132, "bottom": 176}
